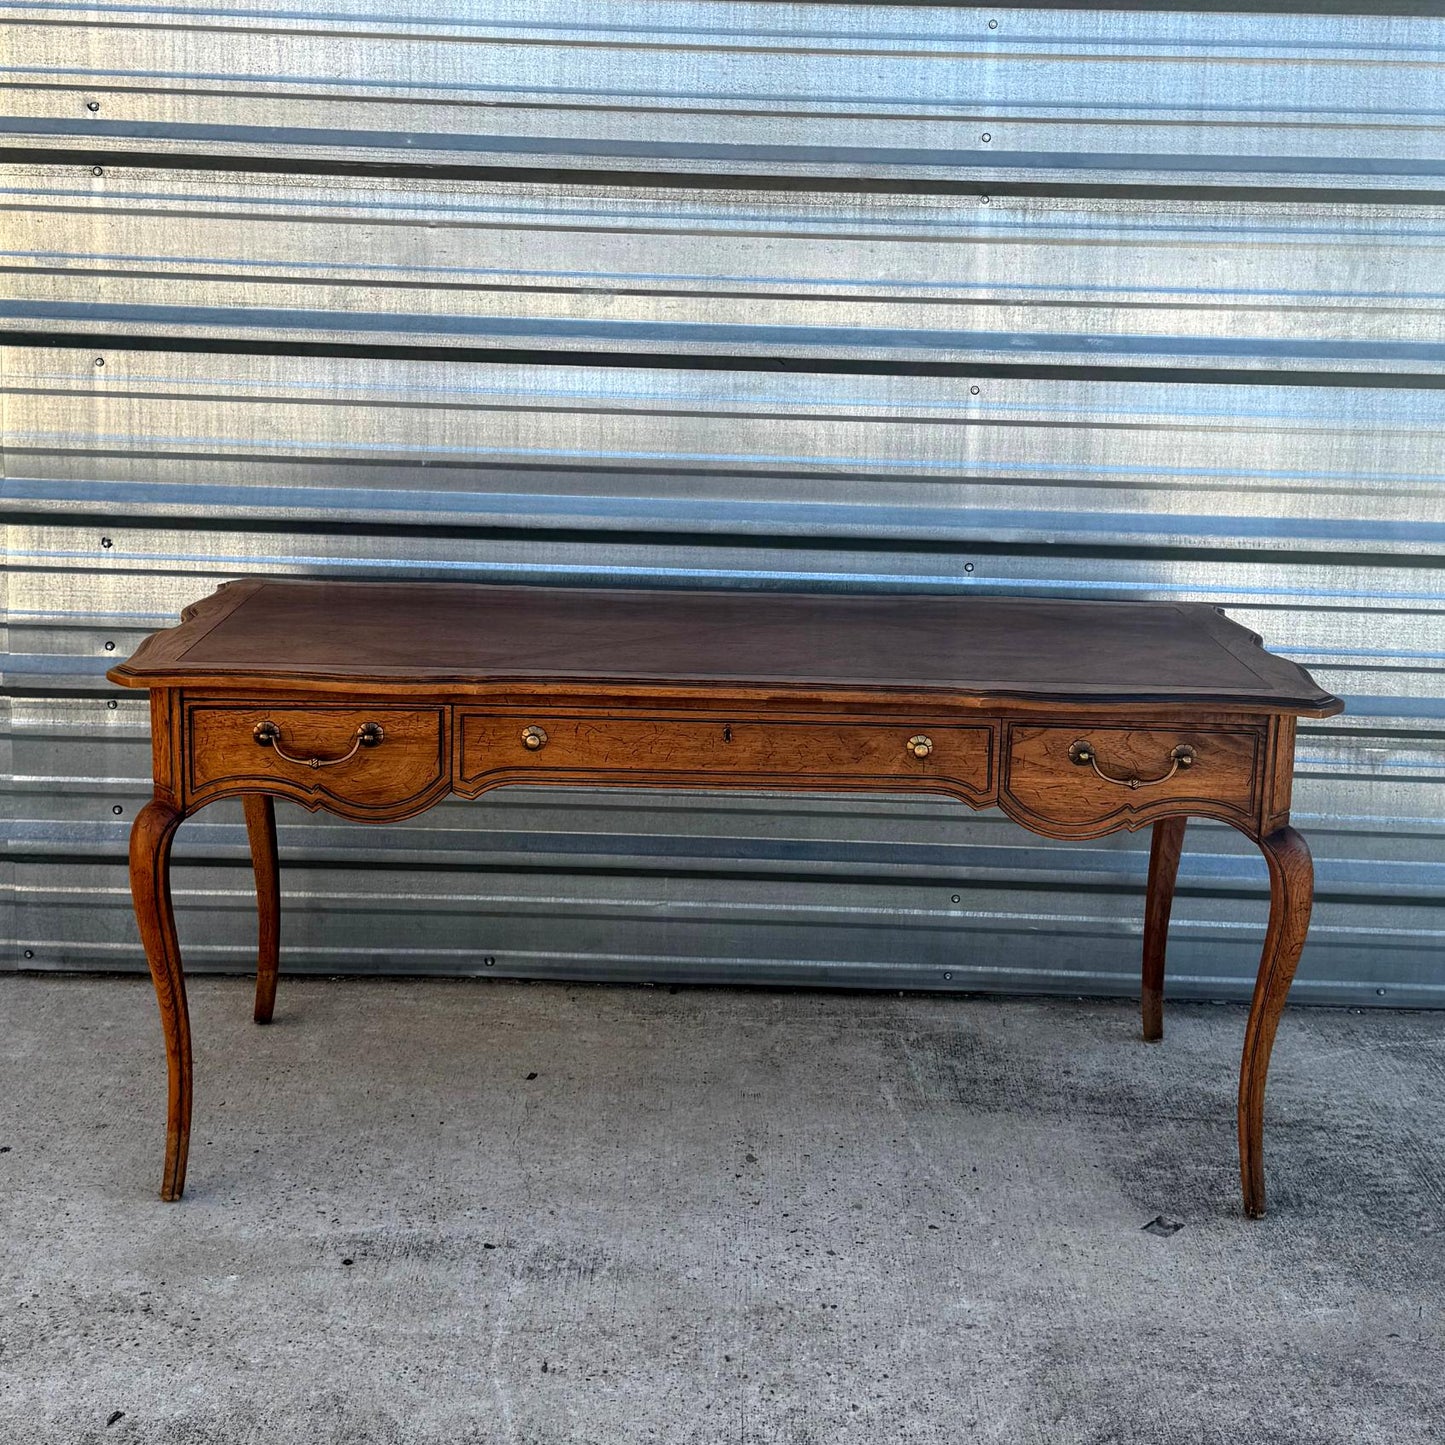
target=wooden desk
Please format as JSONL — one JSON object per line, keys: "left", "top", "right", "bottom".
{"left": 110, "top": 580, "right": 1342, "bottom": 1214}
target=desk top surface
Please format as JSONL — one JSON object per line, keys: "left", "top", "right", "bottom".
{"left": 110, "top": 579, "right": 1342, "bottom": 715}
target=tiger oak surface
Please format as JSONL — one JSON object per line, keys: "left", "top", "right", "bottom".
{"left": 109, "top": 580, "right": 1341, "bottom": 1217}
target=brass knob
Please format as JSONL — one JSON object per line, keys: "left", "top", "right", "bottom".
{"left": 521, "top": 725, "right": 548, "bottom": 751}
{"left": 907, "top": 734, "right": 934, "bottom": 759}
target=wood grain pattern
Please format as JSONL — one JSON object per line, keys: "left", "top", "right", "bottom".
{"left": 129, "top": 798, "right": 190, "bottom": 1202}
{"left": 107, "top": 579, "right": 1344, "bottom": 717}
{"left": 1001, "top": 723, "right": 1260, "bottom": 837}
{"left": 149, "top": 687, "right": 182, "bottom": 808}
{"left": 1239, "top": 825, "right": 1315, "bottom": 1218}
{"left": 187, "top": 702, "right": 450, "bottom": 818}
{"left": 111, "top": 581, "right": 1340, "bottom": 1212}
{"left": 1142, "top": 816, "right": 1188, "bottom": 1043}
{"left": 457, "top": 711, "right": 994, "bottom": 803}
{"left": 1261, "top": 714, "right": 1299, "bottom": 837}
{"left": 244, "top": 794, "right": 280, "bottom": 1026}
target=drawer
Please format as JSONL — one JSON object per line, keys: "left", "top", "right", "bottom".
{"left": 457, "top": 712, "right": 994, "bottom": 800}
{"left": 187, "top": 703, "right": 450, "bottom": 817}
{"left": 1001, "top": 723, "right": 1260, "bottom": 835}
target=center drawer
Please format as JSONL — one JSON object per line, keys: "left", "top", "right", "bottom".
{"left": 456, "top": 712, "right": 994, "bottom": 798}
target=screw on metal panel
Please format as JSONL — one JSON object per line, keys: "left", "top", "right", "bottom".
{"left": 484, "top": 956, "right": 496, "bottom": 966}
{"left": 107, "top": 699, "right": 118, "bottom": 709}
{"left": 101, "top": 536, "right": 112, "bottom": 546}
{"left": 988, "top": 19, "right": 998, "bottom": 28}
{"left": 981, "top": 132, "right": 991, "bottom": 142}
{"left": 92, "top": 167, "right": 104, "bottom": 177}
{"left": 970, "top": 385, "right": 980, "bottom": 395}
{"left": 94, "top": 358, "right": 105, "bottom": 368}
{"left": 964, "top": 563, "right": 975, "bottom": 573}
{"left": 86, "top": 100, "right": 100, "bottom": 112}
{"left": 112, "top": 805, "right": 123, "bottom": 815}
{"left": 980, "top": 196, "right": 991, "bottom": 205}
{"left": 1376, "top": 988, "right": 1387, "bottom": 996}
{"left": 23, "top": 950, "right": 34, "bottom": 959}
{"left": 943, "top": 972, "right": 953, "bottom": 980}
{"left": 104, "top": 640, "right": 115, "bottom": 651}
{"left": 951, "top": 894, "right": 960, "bottom": 903}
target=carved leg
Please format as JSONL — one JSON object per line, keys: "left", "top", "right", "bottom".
{"left": 244, "top": 794, "right": 280, "bottom": 1024}
{"left": 130, "top": 799, "right": 191, "bottom": 1201}
{"left": 1239, "top": 825, "right": 1314, "bottom": 1218}
{"left": 1141, "top": 816, "right": 1187, "bottom": 1042}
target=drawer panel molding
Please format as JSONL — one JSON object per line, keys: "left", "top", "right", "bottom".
{"left": 456, "top": 711, "right": 996, "bottom": 804}
{"left": 187, "top": 702, "right": 451, "bottom": 818}
{"left": 1000, "top": 723, "right": 1262, "bottom": 838}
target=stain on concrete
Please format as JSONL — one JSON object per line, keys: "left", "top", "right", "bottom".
{"left": 1, "top": 976, "right": 1441, "bottom": 1444}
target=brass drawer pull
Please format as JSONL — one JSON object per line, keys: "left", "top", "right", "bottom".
{"left": 907, "top": 734, "right": 934, "bottom": 759}
{"left": 521, "top": 725, "right": 548, "bottom": 751}
{"left": 253, "top": 719, "right": 384, "bottom": 768}
{"left": 1069, "top": 739, "right": 1194, "bottom": 789}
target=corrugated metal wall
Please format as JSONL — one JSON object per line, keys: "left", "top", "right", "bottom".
{"left": 4, "top": 2, "right": 1442, "bottom": 1005}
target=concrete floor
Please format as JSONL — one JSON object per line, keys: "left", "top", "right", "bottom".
{"left": 1, "top": 975, "right": 1442, "bottom": 1445}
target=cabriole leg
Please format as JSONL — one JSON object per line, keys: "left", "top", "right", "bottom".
{"left": 244, "top": 794, "right": 280, "bottom": 1024}
{"left": 1239, "top": 825, "right": 1314, "bottom": 1218}
{"left": 1141, "top": 816, "right": 1187, "bottom": 1042}
{"left": 130, "top": 799, "right": 191, "bottom": 1201}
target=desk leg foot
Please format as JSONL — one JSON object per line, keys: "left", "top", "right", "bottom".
{"left": 244, "top": 794, "right": 280, "bottom": 1025}
{"left": 1142, "top": 816, "right": 1186, "bottom": 1042}
{"left": 1239, "top": 825, "right": 1313, "bottom": 1218}
{"left": 130, "top": 799, "right": 191, "bottom": 1202}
